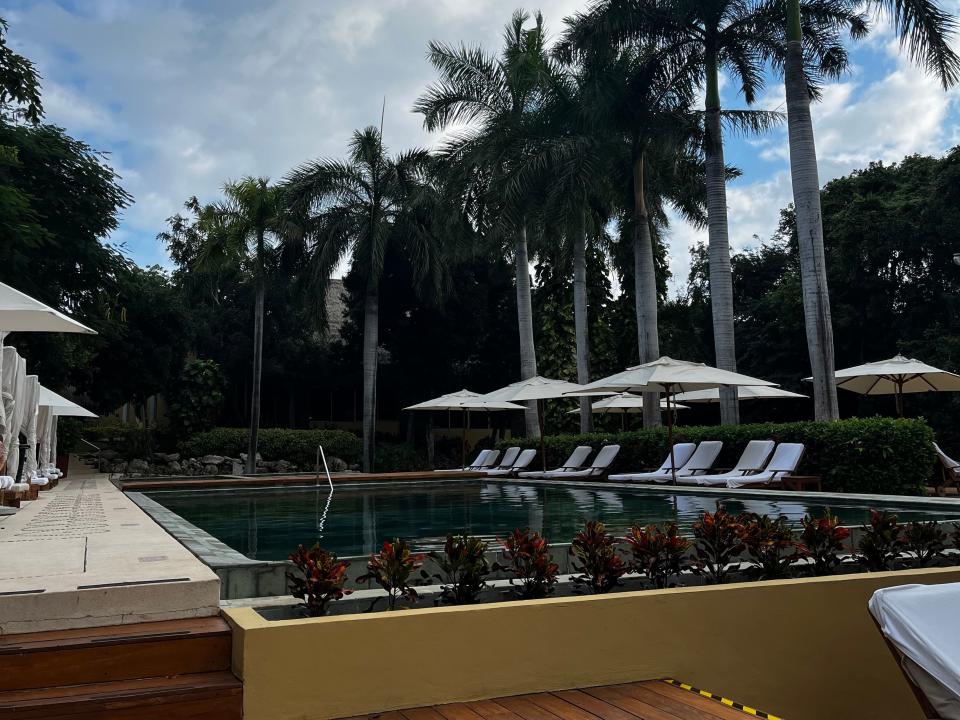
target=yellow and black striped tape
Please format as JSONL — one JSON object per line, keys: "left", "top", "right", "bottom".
{"left": 662, "top": 678, "right": 784, "bottom": 720}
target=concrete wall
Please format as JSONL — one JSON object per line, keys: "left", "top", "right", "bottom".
{"left": 225, "top": 565, "right": 960, "bottom": 720}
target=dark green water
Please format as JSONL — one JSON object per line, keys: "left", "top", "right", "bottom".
{"left": 145, "top": 480, "right": 960, "bottom": 560}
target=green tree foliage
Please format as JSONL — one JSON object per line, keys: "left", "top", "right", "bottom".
{"left": 167, "top": 358, "right": 225, "bottom": 440}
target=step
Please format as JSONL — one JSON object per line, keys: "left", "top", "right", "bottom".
{"left": 0, "top": 671, "right": 242, "bottom": 719}
{"left": 0, "top": 617, "right": 232, "bottom": 691}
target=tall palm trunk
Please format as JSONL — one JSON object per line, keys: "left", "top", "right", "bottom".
{"left": 245, "top": 280, "right": 265, "bottom": 474}
{"left": 632, "top": 152, "right": 662, "bottom": 428}
{"left": 785, "top": 0, "right": 839, "bottom": 421}
{"left": 515, "top": 224, "right": 540, "bottom": 437}
{"left": 703, "top": 51, "right": 740, "bottom": 425}
{"left": 361, "top": 280, "right": 380, "bottom": 472}
{"left": 572, "top": 211, "right": 593, "bottom": 433}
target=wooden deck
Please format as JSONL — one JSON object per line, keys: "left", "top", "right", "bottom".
{"left": 342, "top": 681, "right": 774, "bottom": 720}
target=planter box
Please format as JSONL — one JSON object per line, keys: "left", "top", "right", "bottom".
{"left": 225, "top": 565, "right": 960, "bottom": 720}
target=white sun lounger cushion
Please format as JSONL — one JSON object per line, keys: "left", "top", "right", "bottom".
{"left": 608, "top": 443, "right": 697, "bottom": 482}
{"left": 541, "top": 445, "right": 620, "bottom": 478}
{"left": 485, "top": 448, "right": 536, "bottom": 476}
{"left": 518, "top": 445, "right": 592, "bottom": 479}
{"left": 687, "top": 440, "right": 776, "bottom": 486}
{"left": 613, "top": 442, "right": 722, "bottom": 483}
{"left": 725, "top": 443, "right": 804, "bottom": 488}
{"left": 494, "top": 447, "right": 521, "bottom": 470}
{"left": 0, "top": 476, "right": 13, "bottom": 490}
{"left": 870, "top": 583, "right": 960, "bottom": 719}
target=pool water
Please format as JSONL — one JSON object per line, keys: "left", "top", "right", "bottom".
{"left": 145, "top": 480, "right": 960, "bottom": 561}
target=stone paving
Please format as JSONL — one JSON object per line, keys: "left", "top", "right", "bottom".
{"left": 0, "top": 458, "right": 220, "bottom": 634}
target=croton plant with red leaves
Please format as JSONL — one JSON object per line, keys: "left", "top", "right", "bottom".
{"left": 570, "top": 520, "right": 627, "bottom": 594}
{"left": 494, "top": 528, "right": 559, "bottom": 599}
{"left": 800, "top": 509, "right": 851, "bottom": 576}
{"left": 286, "top": 543, "right": 351, "bottom": 617}
{"left": 625, "top": 523, "right": 691, "bottom": 589}
{"left": 357, "top": 538, "right": 424, "bottom": 610}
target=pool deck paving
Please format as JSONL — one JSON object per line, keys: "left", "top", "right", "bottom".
{"left": 339, "top": 681, "right": 770, "bottom": 720}
{"left": 0, "top": 459, "right": 220, "bottom": 635}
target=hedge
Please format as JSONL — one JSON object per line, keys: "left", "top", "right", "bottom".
{"left": 180, "top": 427, "right": 361, "bottom": 468}
{"left": 498, "top": 417, "right": 935, "bottom": 496}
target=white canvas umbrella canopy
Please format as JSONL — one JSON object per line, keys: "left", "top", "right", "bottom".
{"left": 569, "top": 357, "right": 776, "bottom": 482}
{"left": 674, "top": 386, "right": 808, "bottom": 403}
{"left": 37, "top": 385, "right": 97, "bottom": 472}
{"left": 816, "top": 354, "right": 960, "bottom": 416}
{"left": 0, "top": 282, "right": 96, "bottom": 334}
{"left": 566, "top": 393, "right": 688, "bottom": 430}
{"left": 404, "top": 389, "right": 524, "bottom": 467}
{"left": 477, "top": 376, "right": 585, "bottom": 470}
{"left": 38, "top": 385, "right": 97, "bottom": 418}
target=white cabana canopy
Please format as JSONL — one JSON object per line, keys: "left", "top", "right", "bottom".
{"left": 38, "top": 385, "right": 98, "bottom": 417}
{"left": 0, "top": 281, "right": 96, "bottom": 334}
{"left": 810, "top": 354, "right": 960, "bottom": 416}
{"left": 568, "top": 357, "right": 776, "bottom": 482}
{"left": 674, "top": 386, "right": 808, "bottom": 403}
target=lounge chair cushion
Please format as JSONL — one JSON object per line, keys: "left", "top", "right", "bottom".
{"left": 725, "top": 443, "right": 804, "bottom": 488}
{"left": 690, "top": 440, "right": 776, "bottom": 486}
{"left": 518, "top": 445, "right": 592, "bottom": 479}
{"left": 608, "top": 443, "right": 696, "bottom": 482}
{"left": 613, "top": 441, "right": 723, "bottom": 483}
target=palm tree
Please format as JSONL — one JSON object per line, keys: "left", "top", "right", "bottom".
{"left": 415, "top": 10, "right": 556, "bottom": 438}
{"left": 782, "top": 0, "right": 959, "bottom": 420}
{"left": 564, "top": 0, "right": 786, "bottom": 425}
{"left": 195, "top": 177, "right": 286, "bottom": 474}
{"left": 283, "top": 128, "right": 448, "bottom": 472}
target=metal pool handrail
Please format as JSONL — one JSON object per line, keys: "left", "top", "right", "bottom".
{"left": 79, "top": 438, "right": 102, "bottom": 477}
{"left": 315, "top": 444, "right": 334, "bottom": 492}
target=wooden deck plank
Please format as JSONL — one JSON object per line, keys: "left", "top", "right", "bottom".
{"left": 643, "top": 684, "right": 762, "bottom": 720}
{"left": 583, "top": 685, "right": 684, "bottom": 720}
{"left": 341, "top": 681, "right": 765, "bottom": 720}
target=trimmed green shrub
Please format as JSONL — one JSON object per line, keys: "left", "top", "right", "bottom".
{"left": 181, "top": 427, "right": 361, "bottom": 467}
{"left": 499, "top": 417, "right": 935, "bottom": 496}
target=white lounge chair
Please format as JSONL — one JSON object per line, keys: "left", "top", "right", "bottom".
{"left": 471, "top": 449, "right": 500, "bottom": 470}
{"left": 725, "top": 442, "right": 805, "bottom": 488}
{"left": 437, "top": 449, "right": 495, "bottom": 472}
{"left": 870, "top": 582, "right": 960, "bottom": 719}
{"left": 485, "top": 448, "right": 536, "bottom": 477}
{"left": 933, "top": 442, "right": 959, "bottom": 492}
{"left": 683, "top": 440, "right": 776, "bottom": 486}
{"left": 518, "top": 445, "right": 593, "bottom": 479}
{"left": 608, "top": 443, "right": 697, "bottom": 482}
{"left": 611, "top": 441, "right": 722, "bottom": 484}
{"left": 540, "top": 445, "right": 620, "bottom": 479}
{"left": 491, "top": 447, "right": 521, "bottom": 471}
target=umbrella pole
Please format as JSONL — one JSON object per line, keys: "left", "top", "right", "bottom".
{"left": 896, "top": 379, "right": 904, "bottom": 417}
{"left": 666, "top": 387, "right": 677, "bottom": 485}
{"left": 538, "top": 399, "right": 546, "bottom": 471}
{"left": 461, "top": 410, "right": 468, "bottom": 469}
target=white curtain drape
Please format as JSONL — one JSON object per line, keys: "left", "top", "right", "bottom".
{"left": 50, "top": 415, "right": 59, "bottom": 465}
{"left": 2, "top": 347, "right": 25, "bottom": 477}
{"left": 21, "top": 375, "right": 39, "bottom": 479}
{"left": 37, "top": 404, "right": 52, "bottom": 470}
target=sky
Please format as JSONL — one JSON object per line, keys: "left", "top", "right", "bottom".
{"left": 4, "top": 0, "right": 960, "bottom": 293}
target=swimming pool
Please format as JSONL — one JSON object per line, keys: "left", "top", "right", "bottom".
{"left": 143, "top": 479, "right": 960, "bottom": 561}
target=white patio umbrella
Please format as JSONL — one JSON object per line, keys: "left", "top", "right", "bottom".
{"left": 812, "top": 354, "right": 960, "bottom": 417}
{"left": 674, "top": 386, "right": 808, "bottom": 403}
{"left": 404, "top": 389, "right": 524, "bottom": 468}
{"left": 568, "top": 357, "right": 776, "bottom": 482}
{"left": 0, "top": 282, "right": 96, "bottom": 334}
{"left": 566, "top": 392, "right": 689, "bottom": 430}
{"left": 476, "top": 376, "right": 584, "bottom": 470}
{"left": 38, "top": 385, "right": 97, "bottom": 472}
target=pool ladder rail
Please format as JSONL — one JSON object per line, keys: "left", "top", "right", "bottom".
{"left": 314, "top": 444, "right": 334, "bottom": 540}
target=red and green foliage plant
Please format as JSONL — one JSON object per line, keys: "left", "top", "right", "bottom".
{"left": 857, "top": 510, "right": 903, "bottom": 571}
{"left": 570, "top": 520, "right": 627, "bottom": 594}
{"left": 742, "top": 514, "right": 804, "bottom": 580}
{"left": 624, "top": 523, "right": 690, "bottom": 589}
{"left": 286, "top": 543, "right": 351, "bottom": 617}
{"left": 800, "top": 509, "right": 851, "bottom": 576}
{"left": 357, "top": 538, "right": 423, "bottom": 610}
{"left": 425, "top": 534, "right": 490, "bottom": 605}
{"left": 494, "top": 528, "right": 559, "bottom": 599}
{"left": 691, "top": 506, "right": 746, "bottom": 585}
{"left": 902, "top": 521, "right": 946, "bottom": 567}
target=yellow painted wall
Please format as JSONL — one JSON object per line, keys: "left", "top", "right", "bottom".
{"left": 225, "top": 566, "right": 960, "bottom": 720}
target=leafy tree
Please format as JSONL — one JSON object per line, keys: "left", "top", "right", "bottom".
{"left": 782, "top": 0, "right": 959, "bottom": 421}
{"left": 193, "top": 178, "right": 289, "bottom": 473}
{"left": 167, "top": 358, "right": 225, "bottom": 440}
{"left": 283, "top": 128, "right": 449, "bottom": 471}
{"left": 415, "top": 10, "right": 558, "bottom": 438}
